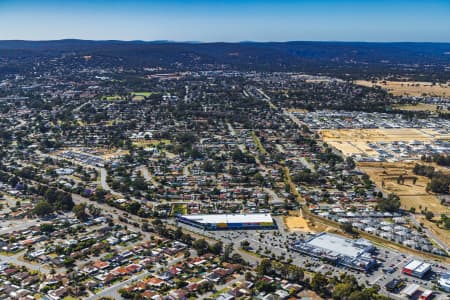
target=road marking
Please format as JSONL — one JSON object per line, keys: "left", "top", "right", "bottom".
{"left": 316, "top": 265, "right": 326, "bottom": 272}
{"left": 394, "top": 257, "right": 407, "bottom": 269}
{"left": 370, "top": 275, "right": 383, "bottom": 285}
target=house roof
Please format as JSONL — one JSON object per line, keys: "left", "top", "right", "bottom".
{"left": 93, "top": 261, "right": 109, "bottom": 269}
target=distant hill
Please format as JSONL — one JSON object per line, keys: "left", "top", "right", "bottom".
{"left": 0, "top": 40, "right": 449, "bottom": 80}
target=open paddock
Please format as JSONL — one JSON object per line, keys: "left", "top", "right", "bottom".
{"left": 320, "top": 128, "right": 449, "bottom": 143}
{"left": 354, "top": 80, "right": 450, "bottom": 97}
{"left": 393, "top": 103, "right": 449, "bottom": 114}
{"left": 358, "top": 161, "right": 450, "bottom": 247}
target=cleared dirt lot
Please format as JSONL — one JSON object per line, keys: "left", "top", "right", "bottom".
{"left": 321, "top": 128, "right": 449, "bottom": 142}
{"left": 132, "top": 139, "right": 171, "bottom": 147}
{"left": 285, "top": 210, "right": 334, "bottom": 234}
{"left": 286, "top": 108, "right": 309, "bottom": 113}
{"left": 327, "top": 140, "right": 375, "bottom": 157}
{"left": 284, "top": 216, "right": 311, "bottom": 232}
{"left": 320, "top": 128, "right": 450, "bottom": 158}
{"left": 355, "top": 80, "right": 450, "bottom": 97}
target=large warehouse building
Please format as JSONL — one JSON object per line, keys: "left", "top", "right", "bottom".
{"left": 291, "top": 232, "right": 377, "bottom": 271}
{"left": 176, "top": 213, "right": 277, "bottom": 230}
{"left": 402, "top": 260, "right": 431, "bottom": 278}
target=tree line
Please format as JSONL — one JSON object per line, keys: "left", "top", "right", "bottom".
{"left": 413, "top": 164, "right": 450, "bottom": 194}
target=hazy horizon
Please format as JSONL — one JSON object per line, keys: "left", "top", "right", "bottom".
{"left": 1, "top": 0, "right": 449, "bottom": 42}
{"left": 1, "top": 39, "right": 450, "bottom": 44}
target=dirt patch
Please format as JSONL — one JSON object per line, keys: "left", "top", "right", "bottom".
{"left": 321, "top": 128, "right": 449, "bottom": 143}
{"left": 286, "top": 108, "right": 309, "bottom": 113}
{"left": 132, "top": 139, "right": 171, "bottom": 147}
{"left": 298, "top": 290, "right": 323, "bottom": 300}
{"left": 284, "top": 216, "right": 312, "bottom": 232}
{"left": 101, "top": 149, "right": 130, "bottom": 160}
{"left": 419, "top": 216, "right": 450, "bottom": 250}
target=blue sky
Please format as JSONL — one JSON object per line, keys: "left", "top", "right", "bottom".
{"left": 0, "top": 0, "right": 449, "bottom": 42}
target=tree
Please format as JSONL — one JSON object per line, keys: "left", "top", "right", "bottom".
{"left": 376, "top": 194, "right": 401, "bottom": 212}
{"left": 73, "top": 203, "right": 88, "bottom": 221}
{"left": 440, "top": 214, "right": 450, "bottom": 229}
{"left": 424, "top": 210, "right": 434, "bottom": 221}
{"left": 287, "top": 265, "right": 304, "bottom": 282}
{"left": 193, "top": 239, "right": 209, "bottom": 255}
{"left": 132, "top": 176, "right": 147, "bottom": 191}
{"left": 346, "top": 156, "right": 355, "bottom": 169}
{"left": 427, "top": 174, "right": 450, "bottom": 194}
{"left": 240, "top": 240, "right": 250, "bottom": 250}
{"left": 333, "top": 282, "right": 353, "bottom": 300}
{"left": 33, "top": 200, "right": 53, "bottom": 216}
{"left": 223, "top": 243, "right": 233, "bottom": 262}
{"left": 210, "top": 241, "right": 223, "bottom": 255}
{"left": 310, "top": 273, "right": 329, "bottom": 296}
{"left": 174, "top": 227, "right": 183, "bottom": 240}
{"left": 256, "top": 259, "right": 272, "bottom": 276}
{"left": 341, "top": 222, "right": 355, "bottom": 234}
{"left": 88, "top": 204, "right": 101, "bottom": 217}
{"left": 93, "top": 188, "right": 107, "bottom": 202}
{"left": 152, "top": 218, "right": 163, "bottom": 227}
{"left": 63, "top": 256, "right": 75, "bottom": 267}
{"left": 255, "top": 280, "right": 276, "bottom": 293}
{"left": 348, "top": 290, "right": 371, "bottom": 300}
{"left": 245, "top": 271, "right": 253, "bottom": 281}
{"left": 230, "top": 253, "right": 244, "bottom": 264}
{"left": 126, "top": 201, "right": 141, "bottom": 215}
{"left": 141, "top": 221, "right": 150, "bottom": 232}
{"left": 40, "top": 223, "right": 55, "bottom": 233}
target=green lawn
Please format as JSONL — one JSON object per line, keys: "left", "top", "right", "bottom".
{"left": 251, "top": 131, "right": 269, "bottom": 155}
{"left": 172, "top": 203, "right": 188, "bottom": 216}
{"left": 211, "top": 288, "right": 229, "bottom": 298}
{"left": 131, "top": 92, "right": 153, "bottom": 97}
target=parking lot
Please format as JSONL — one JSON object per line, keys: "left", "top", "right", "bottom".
{"left": 175, "top": 220, "right": 449, "bottom": 299}
{"left": 57, "top": 150, "right": 106, "bottom": 167}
